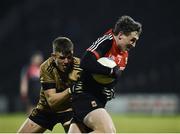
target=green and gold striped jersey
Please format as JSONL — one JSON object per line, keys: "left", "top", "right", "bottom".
{"left": 34, "top": 57, "right": 81, "bottom": 113}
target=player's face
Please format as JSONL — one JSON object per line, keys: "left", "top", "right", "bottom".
{"left": 52, "top": 51, "right": 73, "bottom": 72}
{"left": 117, "top": 31, "right": 139, "bottom": 51}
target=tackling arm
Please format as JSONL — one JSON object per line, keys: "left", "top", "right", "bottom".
{"left": 44, "top": 88, "right": 71, "bottom": 111}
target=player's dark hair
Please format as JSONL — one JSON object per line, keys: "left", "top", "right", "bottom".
{"left": 52, "top": 37, "right": 73, "bottom": 54}
{"left": 113, "top": 15, "right": 142, "bottom": 36}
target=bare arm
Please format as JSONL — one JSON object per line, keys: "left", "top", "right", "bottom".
{"left": 20, "top": 71, "right": 28, "bottom": 99}
{"left": 44, "top": 88, "right": 71, "bottom": 110}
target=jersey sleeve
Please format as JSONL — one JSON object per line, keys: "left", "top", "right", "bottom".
{"left": 80, "top": 51, "right": 112, "bottom": 75}
{"left": 80, "top": 35, "right": 114, "bottom": 75}
{"left": 40, "top": 64, "right": 56, "bottom": 90}
{"left": 86, "top": 35, "right": 113, "bottom": 59}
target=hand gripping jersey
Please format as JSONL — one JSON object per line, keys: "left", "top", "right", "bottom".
{"left": 32, "top": 57, "right": 81, "bottom": 114}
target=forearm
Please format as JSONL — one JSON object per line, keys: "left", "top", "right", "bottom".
{"left": 20, "top": 77, "right": 28, "bottom": 97}
{"left": 46, "top": 88, "right": 71, "bottom": 109}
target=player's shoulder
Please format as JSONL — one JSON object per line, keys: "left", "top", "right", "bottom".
{"left": 103, "top": 30, "right": 114, "bottom": 42}
{"left": 40, "top": 57, "right": 55, "bottom": 73}
{"left": 95, "top": 33, "right": 113, "bottom": 44}
{"left": 105, "top": 31, "right": 113, "bottom": 39}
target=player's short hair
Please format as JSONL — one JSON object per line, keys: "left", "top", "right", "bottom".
{"left": 52, "top": 37, "right": 73, "bottom": 54}
{"left": 113, "top": 15, "right": 142, "bottom": 36}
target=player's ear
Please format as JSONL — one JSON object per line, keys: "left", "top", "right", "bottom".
{"left": 118, "top": 32, "right": 123, "bottom": 39}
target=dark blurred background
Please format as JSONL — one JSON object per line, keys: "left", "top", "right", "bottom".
{"left": 0, "top": 0, "right": 179, "bottom": 112}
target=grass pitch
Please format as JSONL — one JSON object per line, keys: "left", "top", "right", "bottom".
{"left": 0, "top": 113, "right": 179, "bottom": 133}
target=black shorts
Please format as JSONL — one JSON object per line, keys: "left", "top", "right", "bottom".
{"left": 72, "top": 92, "right": 107, "bottom": 123}
{"left": 29, "top": 108, "right": 72, "bottom": 131}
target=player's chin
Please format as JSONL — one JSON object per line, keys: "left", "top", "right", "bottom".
{"left": 63, "top": 66, "right": 71, "bottom": 72}
{"left": 60, "top": 66, "right": 66, "bottom": 72}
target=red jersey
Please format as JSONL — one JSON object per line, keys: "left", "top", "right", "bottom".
{"left": 87, "top": 29, "right": 128, "bottom": 71}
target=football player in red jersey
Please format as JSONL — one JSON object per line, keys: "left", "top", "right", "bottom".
{"left": 20, "top": 51, "right": 44, "bottom": 114}
{"left": 68, "top": 15, "right": 142, "bottom": 133}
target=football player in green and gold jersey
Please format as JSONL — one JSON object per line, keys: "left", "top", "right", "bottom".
{"left": 18, "top": 37, "right": 82, "bottom": 133}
